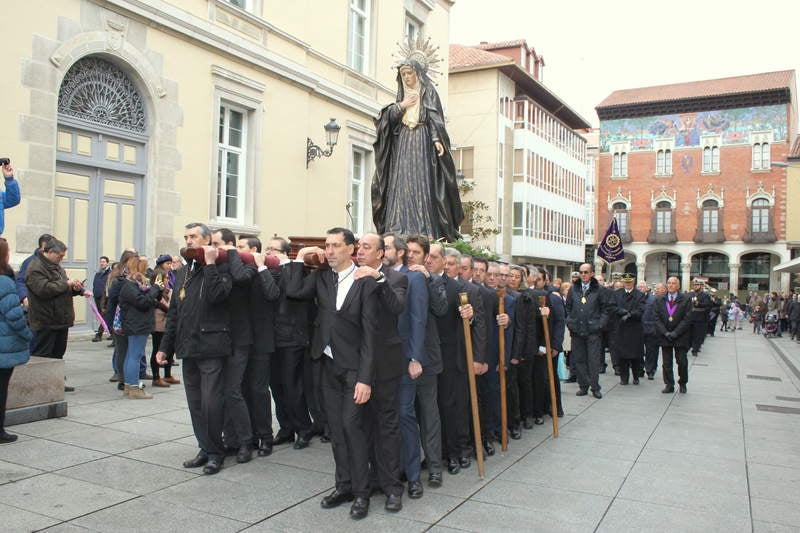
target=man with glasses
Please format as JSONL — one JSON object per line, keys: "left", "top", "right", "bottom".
{"left": 564, "top": 263, "right": 611, "bottom": 399}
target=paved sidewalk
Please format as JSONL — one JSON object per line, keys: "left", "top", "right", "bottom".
{"left": 1, "top": 329, "right": 799, "bottom": 532}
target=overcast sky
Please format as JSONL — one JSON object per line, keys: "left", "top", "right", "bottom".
{"left": 449, "top": 0, "right": 800, "bottom": 128}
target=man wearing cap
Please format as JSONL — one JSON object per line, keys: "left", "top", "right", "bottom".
{"left": 611, "top": 274, "right": 646, "bottom": 385}
{"left": 688, "top": 278, "right": 712, "bottom": 357}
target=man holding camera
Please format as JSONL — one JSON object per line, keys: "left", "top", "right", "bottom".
{"left": 0, "top": 159, "right": 21, "bottom": 235}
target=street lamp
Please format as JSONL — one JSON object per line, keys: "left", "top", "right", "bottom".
{"left": 306, "top": 118, "right": 341, "bottom": 168}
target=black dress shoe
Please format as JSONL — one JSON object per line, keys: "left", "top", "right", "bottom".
{"left": 647, "top": 373, "right": 655, "bottom": 380}
{"left": 385, "top": 493, "right": 402, "bottom": 512}
{"left": 566, "top": 376, "right": 577, "bottom": 383}
{"left": 662, "top": 386, "right": 675, "bottom": 393}
{"left": 632, "top": 378, "right": 640, "bottom": 385}
{"left": 321, "top": 489, "right": 354, "bottom": 509}
{"left": 319, "top": 434, "right": 331, "bottom": 443}
{"left": 576, "top": 389, "right": 588, "bottom": 396}
{"left": 679, "top": 385, "right": 687, "bottom": 393}
{"left": 592, "top": 390, "right": 603, "bottom": 399}
{"left": 293, "top": 433, "right": 311, "bottom": 450}
{"left": 447, "top": 458, "right": 460, "bottom": 475}
{"left": 620, "top": 379, "right": 629, "bottom": 385}
{"left": 408, "top": 480, "right": 423, "bottom": 499}
{"left": 236, "top": 444, "right": 253, "bottom": 463}
{"left": 64, "top": 385, "right": 75, "bottom": 392}
{"left": 459, "top": 456, "right": 471, "bottom": 469}
{"left": 183, "top": 451, "right": 209, "bottom": 468}
{"left": 534, "top": 417, "right": 544, "bottom": 425}
{"left": 350, "top": 496, "right": 369, "bottom": 520}
{"left": 428, "top": 472, "right": 442, "bottom": 487}
{"left": 557, "top": 409, "right": 564, "bottom": 418}
{"left": 273, "top": 431, "right": 295, "bottom": 446}
{"left": 510, "top": 426, "right": 522, "bottom": 440}
{"left": 0, "top": 431, "right": 18, "bottom": 443}
{"left": 202, "top": 456, "right": 223, "bottom": 475}
{"left": 483, "top": 440, "right": 495, "bottom": 456}
{"left": 522, "top": 418, "right": 533, "bottom": 429}
{"left": 257, "top": 438, "right": 273, "bottom": 457}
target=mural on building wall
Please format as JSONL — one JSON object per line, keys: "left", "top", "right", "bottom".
{"left": 599, "top": 104, "right": 787, "bottom": 152}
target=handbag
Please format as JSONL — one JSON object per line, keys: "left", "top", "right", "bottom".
{"left": 557, "top": 352, "right": 569, "bottom": 381}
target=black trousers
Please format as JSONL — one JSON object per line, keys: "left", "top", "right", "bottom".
{"left": 618, "top": 358, "right": 642, "bottom": 383}
{"left": 223, "top": 345, "right": 253, "bottom": 447}
{"left": 415, "top": 370, "right": 442, "bottom": 475}
{"left": 367, "top": 375, "right": 403, "bottom": 495}
{"left": 506, "top": 363, "right": 521, "bottom": 427}
{"left": 476, "top": 373, "right": 494, "bottom": 440}
{"left": 572, "top": 333, "right": 603, "bottom": 392}
{"left": 31, "top": 328, "right": 68, "bottom": 359}
{"left": 643, "top": 334, "right": 660, "bottom": 376}
{"left": 305, "top": 350, "right": 327, "bottom": 435}
{"left": 542, "top": 354, "right": 564, "bottom": 416}
{"left": 243, "top": 350, "right": 273, "bottom": 443}
{"left": 438, "top": 358, "right": 470, "bottom": 460}
{"left": 321, "top": 356, "right": 370, "bottom": 498}
{"left": 271, "top": 346, "right": 311, "bottom": 436}
{"left": 0, "top": 367, "right": 13, "bottom": 432}
{"left": 517, "top": 357, "right": 534, "bottom": 419}
{"left": 660, "top": 345, "right": 689, "bottom": 386}
{"left": 531, "top": 354, "right": 549, "bottom": 418}
{"left": 690, "top": 321, "right": 706, "bottom": 352}
{"left": 150, "top": 332, "right": 173, "bottom": 380}
{"left": 112, "top": 334, "right": 128, "bottom": 379}
{"left": 183, "top": 357, "right": 226, "bottom": 457}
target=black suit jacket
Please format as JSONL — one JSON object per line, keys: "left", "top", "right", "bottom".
{"left": 217, "top": 250, "right": 257, "bottom": 347}
{"left": 285, "top": 261, "right": 379, "bottom": 385}
{"left": 436, "top": 274, "right": 486, "bottom": 371}
{"left": 372, "top": 266, "right": 407, "bottom": 381}
{"left": 654, "top": 292, "right": 693, "bottom": 347}
{"left": 249, "top": 265, "right": 281, "bottom": 354}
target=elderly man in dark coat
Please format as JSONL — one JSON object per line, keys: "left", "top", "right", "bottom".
{"left": 611, "top": 273, "right": 646, "bottom": 385}
{"left": 653, "top": 276, "right": 693, "bottom": 393}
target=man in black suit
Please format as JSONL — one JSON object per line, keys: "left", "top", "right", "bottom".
{"left": 354, "top": 232, "right": 406, "bottom": 512}
{"left": 688, "top": 278, "right": 712, "bottom": 356}
{"left": 287, "top": 228, "right": 379, "bottom": 520}
{"left": 654, "top": 276, "right": 693, "bottom": 393}
{"left": 212, "top": 228, "right": 258, "bottom": 464}
{"left": 236, "top": 235, "right": 281, "bottom": 457}
{"left": 437, "top": 247, "right": 487, "bottom": 474}
{"left": 383, "top": 234, "right": 429, "bottom": 500}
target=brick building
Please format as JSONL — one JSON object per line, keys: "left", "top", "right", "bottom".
{"left": 449, "top": 40, "right": 591, "bottom": 278}
{"left": 596, "top": 71, "right": 797, "bottom": 296}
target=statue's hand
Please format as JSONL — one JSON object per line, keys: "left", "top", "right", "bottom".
{"left": 400, "top": 94, "right": 418, "bottom": 109}
{"left": 434, "top": 141, "right": 444, "bottom": 157}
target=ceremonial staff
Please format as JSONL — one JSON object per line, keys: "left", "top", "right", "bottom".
{"left": 459, "top": 292, "right": 485, "bottom": 478}
{"left": 496, "top": 289, "right": 508, "bottom": 452}
{"left": 538, "top": 295, "right": 559, "bottom": 438}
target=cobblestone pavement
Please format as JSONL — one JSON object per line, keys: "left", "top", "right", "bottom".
{"left": 1, "top": 328, "right": 799, "bottom": 532}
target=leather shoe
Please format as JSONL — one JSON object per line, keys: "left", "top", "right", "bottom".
{"left": 483, "top": 440, "right": 495, "bottom": 456}
{"left": 321, "top": 489, "right": 354, "bottom": 509}
{"left": 257, "top": 438, "right": 273, "bottom": 457}
{"left": 647, "top": 373, "right": 655, "bottom": 380}
{"left": 428, "top": 472, "right": 442, "bottom": 487}
{"left": 202, "top": 456, "right": 223, "bottom": 475}
{"left": 236, "top": 444, "right": 253, "bottom": 463}
{"left": 385, "top": 493, "right": 402, "bottom": 512}
{"left": 293, "top": 433, "right": 311, "bottom": 450}
{"left": 319, "top": 434, "right": 331, "bottom": 443}
{"left": 679, "top": 385, "right": 687, "bottom": 393}
{"left": 576, "top": 389, "right": 588, "bottom": 396}
{"left": 64, "top": 385, "right": 75, "bottom": 392}
{"left": 447, "top": 458, "right": 460, "bottom": 475}
{"left": 273, "top": 431, "right": 295, "bottom": 446}
{"left": 662, "top": 386, "right": 675, "bottom": 393}
{"left": 349, "top": 496, "right": 369, "bottom": 520}
{"left": 534, "top": 417, "right": 544, "bottom": 425}
{"left": 182, "top": 451, "right": 209, "bottom": 468}
{"left": 0, "top": 431, "right": 18, "bottom": 443}
{"left": 522, "top": 418, "right": 533, "bottom": 429}
{"left": 592, "top": 390, "right": 603, "bottom": 399}
{"left": 632, "top": 378, "right": 639, "bottom": 385}
{"left": 408, "top": 480, "right": 423, "bottom": 499}
{"left": 459, "top": 456, "right": 471, "bottom": 469}
{"left": 510, "top": 426, "right": 522, "bottom": 440}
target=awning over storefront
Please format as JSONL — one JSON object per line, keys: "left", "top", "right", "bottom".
{"left": 773, "top": 256, "right": 800, "bottom": 273}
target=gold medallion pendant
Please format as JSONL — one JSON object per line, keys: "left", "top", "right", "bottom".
{"left": 668, "top": 317, "right": 673, "bottom": 322}
{"left": 179, "top": 287, "right": 186, "bottom": 301}
{"left": 581, "top": 297, "right": 586, "bottom": 304}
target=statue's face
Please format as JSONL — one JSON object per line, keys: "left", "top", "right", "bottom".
{"left": 400, "top": 66, "right": 418, "bottom": 89}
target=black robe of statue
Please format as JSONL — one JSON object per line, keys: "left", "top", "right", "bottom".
{"left": 371, "top": 60, "right": 463, "bottom": 242}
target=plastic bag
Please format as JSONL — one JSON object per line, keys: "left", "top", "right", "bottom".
{"left": 557, "top": 352, "right": 569, "bottom": 381}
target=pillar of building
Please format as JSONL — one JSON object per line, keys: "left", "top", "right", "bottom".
{"left": 680, "top": 262, "right": 691, "bottom": 291}
{"left": 636, "top": 262, "right": 647, "bottom": 283}
{"left": 729, "top": 263, "right": 740, "bottom": 297}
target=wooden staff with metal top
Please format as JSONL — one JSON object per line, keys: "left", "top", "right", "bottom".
{"left": 538, "top": 295, "right": 559, "bottom": 438}
{"left": 459, "top": 292, "right": 485, "bottom": 478}
{"left": 496, "top": 288, "right": 508, "bottom": 451}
